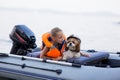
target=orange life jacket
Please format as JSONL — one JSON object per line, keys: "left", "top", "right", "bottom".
{"left": 41, "top": 32, "right": 66, "bottom": 58}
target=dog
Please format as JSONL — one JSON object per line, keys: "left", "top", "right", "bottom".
{"left": 62, "top": 35, "right": 81, "bottom": 60}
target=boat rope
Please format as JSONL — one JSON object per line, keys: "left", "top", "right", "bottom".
{"left": 0, "top": 60, "right": 62, "bottom": 75}
{"left": 0, "top": 53, "right": 81, "bottom": 68}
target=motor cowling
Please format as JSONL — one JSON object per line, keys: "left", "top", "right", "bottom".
{"left": 9, "top": 25, "right": 37, "bottom": 55}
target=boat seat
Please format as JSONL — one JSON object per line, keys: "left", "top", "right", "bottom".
{"left": 66, "top": 51, "right": 109, "bottom": 65}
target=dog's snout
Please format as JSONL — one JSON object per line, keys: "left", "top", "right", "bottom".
{"left": 67, "top": 42, "right": 75, "bottom": 48}
{"left": 67, "top": 42, "right": 74, "bottom": 47}
{"left": 69, "top": 42, "right": 72, "bottom": 46}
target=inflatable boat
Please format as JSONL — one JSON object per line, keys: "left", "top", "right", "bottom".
{"left": 0, "top": 25, "right": 120, "bottom": 80}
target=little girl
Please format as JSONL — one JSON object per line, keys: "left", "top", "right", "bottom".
{"left": 40, "top": 27, "right": 66, "bottom": 60}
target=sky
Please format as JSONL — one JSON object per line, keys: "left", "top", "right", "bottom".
{"left": 0, "top": 0, "right": 120, "bottom": 14}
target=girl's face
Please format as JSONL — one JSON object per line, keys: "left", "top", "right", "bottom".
{"left": 54, "top": 31, "right": 64, "bottom": 44}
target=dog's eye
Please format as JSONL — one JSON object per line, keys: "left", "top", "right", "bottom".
{"left": 72, "top": 41, "right": 75, "bottom": 43}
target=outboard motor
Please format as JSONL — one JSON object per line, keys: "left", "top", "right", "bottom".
{"left": 9, "top": 25, "right": 37, "bottom": 55}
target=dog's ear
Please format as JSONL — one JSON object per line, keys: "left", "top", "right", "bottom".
{"left": 76, "top": 44, "right": 80, "bottom": 52}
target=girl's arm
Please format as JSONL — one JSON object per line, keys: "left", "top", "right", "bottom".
{"left": 40, "top": 46, "right": 49, "bottom": 58}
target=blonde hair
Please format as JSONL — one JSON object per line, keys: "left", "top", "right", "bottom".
{"left": 51, "top": 27, "right": 62, "bottom": 37}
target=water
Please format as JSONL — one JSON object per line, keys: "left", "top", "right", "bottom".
{"left": 0, "top": 8, "right": 120, "bottom": 53}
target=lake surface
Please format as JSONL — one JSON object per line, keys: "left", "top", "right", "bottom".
{"left": 0, "top": 8, "right": 120, "bottom": 53}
